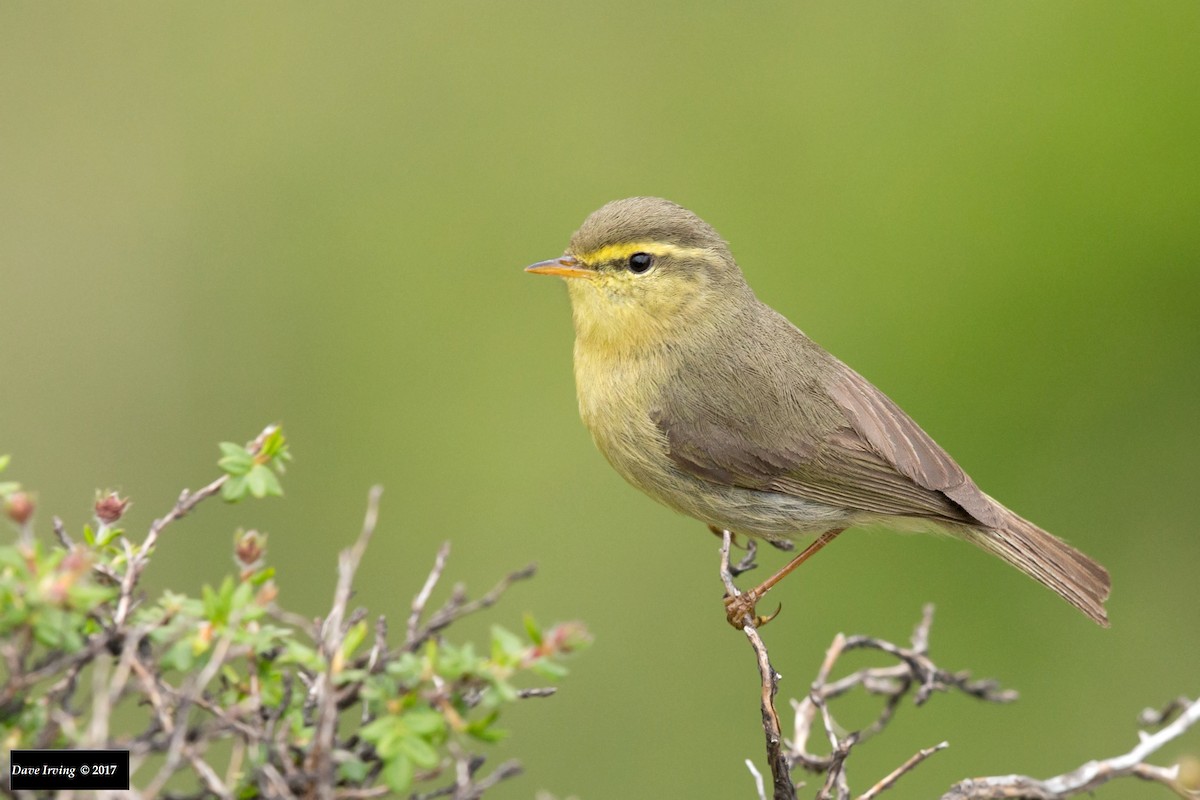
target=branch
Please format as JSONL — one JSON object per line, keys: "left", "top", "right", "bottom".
{"left": 408, "top": 563, "right": 537, "bottom": 651}
{"left": 113, "top": 423, "right": 279, "bottom": 627}
{"left": 719, "top": 532, "right": 1015, "bottom": 800}
{"left": 942, "top": 696, "right": 1200, "bottom": 799}
{"left": 308, "top": 485, "right": 384, "bottom": 800}
{"left": 407, "top": 541, "right": 451, "bottom": 648}
{"left": 720, "top": 531, "right": 794, "bottom": 800}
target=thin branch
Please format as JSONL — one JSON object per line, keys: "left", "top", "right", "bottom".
{"left": 143, "top": 621, "right": 241, "bottom": 799}
{"left": 114, "top": 424, "right": 279, "bottom": 627}
{"left": 747, "top": 759, "right": 768, "bottom": 800}
{"left": 721, "top": 530, "right": 795, "bottom": 800}
{"left": 410, "top": 564, "right": 537, "bottom": 650}
{"left": 53, "top": 515, "right": 73, "bottom": 547}
{"left": 942, "top": 696, "right": 1200, "bottom": 799}
{"left": 857, "top": 742, "right": 947, "bottom": 800}
{"left": 309, "top": 485, "right": 384, "bottom": 800}
{"left": 721, "top": 531, "right": 1022, "bottom": 800}
{"left": 407, "top": 541, "right": 451, "bottom": 647}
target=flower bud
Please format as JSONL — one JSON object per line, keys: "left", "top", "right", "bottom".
{"left": 5, "top": 492, "right": 34, "bottom": 525}
{"left": 234, "top": 528, "right": 267, "bottom": 570}
{"left": 94, "top": 491, "right": 130, "bottom": 525}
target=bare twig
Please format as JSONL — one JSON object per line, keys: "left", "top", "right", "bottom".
{"left": 1141, "top": 696, "right": 1196, "bottom": 727}
{"left": 113, "top": 424, "right": 279, "bottom": 627}
{"left": 721, "top": 531, "right": 795, "bottom": 800}
{"left": 858, "top": 741, "right": 948, "bottom": 800}
{"left": 143, "top": 620, "right": 241, "bottom": 799}
{"left": 942, "top": 696, "right": 1200, "bottom": 799}
{"left": 407, "top": 541, "right": 452, "bottom": 647}
{"left": 309, "top": 485, "right": 384, "bottom": 800}
{"left": 721, "top": 531, "right": 1200, "bottom": 800}
{"left": 747, "top": 759, "right": 768, "bottom": 800}
{"left": 53, "top": 515, "right": 73, "bottom": 547}
{"left": 721, "top": 533, "right": 1021, "bottom": 800}
{"left": 410, "top": 563, "right": 537, "bottom": 650}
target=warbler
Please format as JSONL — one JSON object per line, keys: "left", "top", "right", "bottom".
{"left": 526, "top": 197, "right": 1110, "bottom": 628}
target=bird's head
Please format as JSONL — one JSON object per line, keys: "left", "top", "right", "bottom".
{"left": 526, "top": 197, "right": 752, "bottom": 355}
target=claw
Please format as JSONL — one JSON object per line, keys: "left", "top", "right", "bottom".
{"left": 730, "top": 539, "right": 759, "bottom": 577}
{"left": 755, "top": 603, "right": 783, "bottom": 627}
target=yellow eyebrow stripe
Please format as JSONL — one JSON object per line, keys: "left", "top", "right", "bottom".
{"left": 575, "top": 241, "right": 711, "bottom": 265}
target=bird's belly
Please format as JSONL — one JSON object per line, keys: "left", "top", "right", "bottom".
{"left": 587, "top": 405, "right": 852, "bottom": 539}
{"left": 641, "top": 469, "right": 854, "bottom": 540}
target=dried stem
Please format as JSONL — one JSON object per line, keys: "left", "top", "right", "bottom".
{"left": 113, "top": 424, "right": 279, "bottom": 627}
{"left": 308, "top": 485, "right": 384, "bottom": 800}
{"left": 719, "top": 532, "right": 1200, "bottom": 799}
{"left": 721, "top": 531, "right": 795, "bottom": 800}
{"left": 942, "top": 696, "right": 1200, "bottom": 799}
{"left": 719, "top": 532, "right": 1016, "bottom": 800}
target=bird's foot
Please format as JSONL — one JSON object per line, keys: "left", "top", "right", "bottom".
{"left": 710, "top": 526, "right": 760, "bottom": 576}
{"left": 723, "top": 590, "right": 781, "bottom": 629}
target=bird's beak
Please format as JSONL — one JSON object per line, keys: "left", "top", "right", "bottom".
{"left": 525, "top": 255, "right": 592, "bottom": 279}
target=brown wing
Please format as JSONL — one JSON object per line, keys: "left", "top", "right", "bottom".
{"left": 653, "top": 312, "right": 998, "bottom": 528}
{"left": 825, "top": 364, "right": 1003, "bottom": 528}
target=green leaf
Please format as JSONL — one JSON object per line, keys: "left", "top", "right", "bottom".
{"left": 362, "top": 716, "right": 404, "bottom": 758}
{"left": 387, "top": 652, "right": 422, "bottom": 683}
{"left": 258, "top": 465, "right": 283, "bottom": 496}
{"left": 258, "top": 426, "right": 290, "bottom": 466}
{"left": 338, "top": 757, "right": 370, "bottom": 784}
{"left": 464, "top": 710, "right": 506, "bottom": 743}
{"left": 282, "top": 639, "right": 323, "bottom": 671}
{"left": 341, "top": 620, "right": 368, "bottom": 661}
{"left": 162, "top": 640, "right": 196, "bottom": 672}
{"left": 231, "top": 579, "right": 254, "bottom": 611}
{"left": 382, "top": 754, "right": 413, "bottom": 793}
{"left": 523, "top": 613, "right": 543, "bottom": 646}
{"left": 402, "top": 707, "right": 446, "bottom": 737}
{"left": 0, "top": 546, "right": 28, "bottom": 572}
{"left": 0, "top": 481, "right": 20, "bottom": 496}
{"left": 33, "top": 611, "right": 66, "bottom": 648}
{"left": 68, "top": 583, "right": 117, "bottom": 609}
{"left": 250, "top": 566, "right": 275, "bottom": 585}
{"left": 399, "top": 734, "right": 439, "bottom": 769}
{"left": 259, "top": 670, "right": 284, "bottom": 707}
{"left": 202, "top": 576, "right": 236, "bottom": 622}
{"left": 222, "top": 474, "right": 248, "bottom": 502}
{"left": 492, "top": 678, "right": 519, "bottom": 703}
{"left": 218, "top": 443, "right": 254, "bottom": 475}
{"left": 491, "top": 625, "right": 525, "bottom": 662}
{"left": 436, "top": 641, "right": 481, "bottom": 679}
{"left": 531, "top": 658, "right": 569, "bottom": 679}
{"left": 95, "top": 525, "right": 121, "bottom": 547}
{"left": 0, "top": 454, "right": 10, "bottom": 472}
{"left": 219, "top": 441, "right": 249, "bottom": 459}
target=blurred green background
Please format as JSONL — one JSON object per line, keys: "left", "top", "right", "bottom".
{"left": 2, "top": 3, "right": 1198, "bottom": 798}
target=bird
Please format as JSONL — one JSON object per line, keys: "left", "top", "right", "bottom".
{"left": 525, "top": 196, "right": 1111, "bottom": 628}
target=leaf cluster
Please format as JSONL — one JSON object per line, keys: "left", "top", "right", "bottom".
{"left": 0, "top": 427, "right": 586, "bottom": 798}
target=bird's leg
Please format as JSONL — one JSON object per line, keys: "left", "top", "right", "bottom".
{"left": 724, "top": 527, "right": 845, "bottom": 629}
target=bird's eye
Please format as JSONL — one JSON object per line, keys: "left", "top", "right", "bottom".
{"left": 628, "top": 252, "right": 654, "bottom": 274}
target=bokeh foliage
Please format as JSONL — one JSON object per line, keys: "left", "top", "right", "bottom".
{"left": 2, "top": 3, "right": 1197, "bottom": 798}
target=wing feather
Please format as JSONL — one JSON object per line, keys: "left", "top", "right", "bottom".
{"left": 653, "top": 313, "right": 998, "bottom": 527}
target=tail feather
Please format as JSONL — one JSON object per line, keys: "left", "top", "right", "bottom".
{"left": 962, "top": 510, "right": 1111, "bottom": 627}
